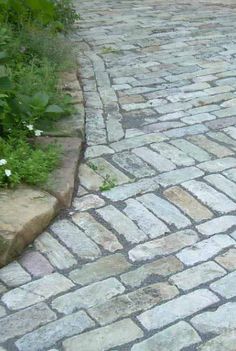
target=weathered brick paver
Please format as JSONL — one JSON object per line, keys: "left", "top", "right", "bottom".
{"left": 1, "top": 0, "right": 236, "bottom": 350}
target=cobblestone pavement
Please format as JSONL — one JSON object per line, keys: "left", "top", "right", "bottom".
{"left": 2, "top": 0, "right": 236, "bottom": 350}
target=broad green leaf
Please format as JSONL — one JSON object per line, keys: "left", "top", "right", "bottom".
{"left": 31, "top": 92, "right": 49, "bottom": 108}
{"left": 0, "top": 51, "right": 8, "bottom": 64}
{"left": 45, "top": 104, "right": 64, "bottom": 114}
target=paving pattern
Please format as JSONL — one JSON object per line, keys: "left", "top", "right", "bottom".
{"left": 1, "top": 0, "right": 236, "bottom": 350}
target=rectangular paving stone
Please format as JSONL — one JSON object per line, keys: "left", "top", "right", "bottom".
{"left": 35, "top": 232, "right": 76, "bottom": 270}
{"left": 121, "top": 256, "right": 183, "bottom": 288}
{"left": 72, "top": 194, "right": 105, "bottom": 211}
{"left": 110, "top": 133, "right": 167, "bottom": 152}
{"left": 215, "top": 248, "right": 236, "bottom": 271}
{"left": 138, "top": 289, "right": 219, "bottom": 331}
{"left": 225, "top": 126, "right": 236, "bottom": 139}
{"left": 197, "top": 157, "right": 236, "bottom": 172}
{"left": 197, "top": 216, "right": 236, "bottom": 236}
{"left": 97, "top": 205, "right": 147, "bottom": 244}
{"left": 0, "top": 261, "right": 31, "bottom": 287}
{"left": 112, "top": 151, "right": 156, "bottom": 178}
{"left": 1, "top": 273, "right": 74, "bottom": 310}
{"left": 72, "top": 212, "right": 122, "bottom": 252}
{"left": 198, "top": 330, "right": 236, "bottom": 351}
{"left": 69, "top": 254, "right": 131, "bottom": 286}
{"left": 205, "top": 174, "right": 236, "bottom": 201}
{"left": 51, "top": 277, "right": 125, "bottom": 314}
{"left": 206, "top": 116, "right": 236, "bottom": 130}
{"left": 85, "top": 145, "right": 115, "bottom": 159}
{"left": 188, "top": 135, "right": 234, "bottom": 157}
{"left": 151, "top": 142, "right": 195, "bottom": 167}
{"left": 90, "top": 157, "right": 130, "bottom": 184}
{"left": 129, "top": 229, "right": 198, "bottom": 262}
{"left": 210, "top": 271, "right": 236, "bottom": 299}
{"left": 170, "top": 261, "right": 226, "bottom": 291}
{"left": 223, "top": 168, "right": 236, "bottom": 182}
{"left": 164, "top": 186, "right": 213, "bottom": 222}
{"left": 102, "top": 178, "right": 158, "bottom": 201}
{"left": 19, "top": 251, "right": 54, "bottom": 278}
{"left": 191, "top": 302, "right": 236, "bottom": 335}
{"left": 133, "top": 147, "right": 176, "bottom": 172}
{"left": 124, "top": 199, "right": 169, "bottom": 238}
{"left": 170, "top": 139, "right": 211, "bottom": 162}
{"left": 0, "top": 305, "right": 6, "bottom": 317}
{"left": 51, "top": 219, "right": 101, "bottom": 260}
{"left": 63, "top": 318, "right": 143, "bottom": 351}
{"left": 15, "top": 311, "right": 94, "bottom": 351}
{"left": 182, "top": 180, "right": 236, "bottom": 214}
{"left": 182, "top": 113, "right": 215, "bottom": 125}
{"left": 207, "top": 131, "right": 236, "bottom": 149}
{"left": 155, "top": 166, "right": 204, "bottom": 187}
{"left": 79, "top": 163, "right": 104, "bottom": 190}
{"left": 177, "top": 234, "right": 235, "bottom": 266}
{"left": 0, "top": 303, "right": 56, "bottom": 343}
{"left": 138, "top": 193, "right": 191, "bottom": 229}
{"left": 89, "top": 282, "right": 178, "bottom": 326}
{"left": 164, "top": 124, "right": 208, "bottom": 138}
{"left": 131, "top": 321, "right": 201, "bottom": 351}
{"left": 155, "top": 101, "right": 192, "bottom": 114}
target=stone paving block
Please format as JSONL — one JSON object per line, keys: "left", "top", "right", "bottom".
{"left": 0, "top": 303, "right": 56, "bottom": 343}
{"left": 164, "top": 124, "right": 208, "bottom": 138}
{"left": 79, "top": 163, "right": 104, "bottom": 191}
{"left": 120, "top": 255, "right": 183, "bottom": 288}
{"left": 124, "top": 199, "right": 169, "bottom": 238}
{"left": 191, "top": 302, "right": 236, "bottom": 335}
{"left": 85, "top": 145, "right": 115, "bottom": 159}
{"left": 181, "top": 113, "right": 215, "bottom": 125}
{"left": 164, "top": 186, "right": 213, "bottom": 222}
{"left": 0, "top": 305, "right": 6, "bottom": 317}
{"left": 72, "top": 212, "right": 122, "bottom": 252}
{"left": 170, "top": 139, "right": 211, "bottom": 162}
{"left": 131, "top": 321, "right": 201, "bottom": 351}
{"left": 197, "top": 157, "right": 236, "bottom": 173}
{"left": 72, "top": 194, "right": 105, "bottom": 211}
{"left": 0, "top": 261, "right": 31, "bottom": 287}
{"left": 223, "top": 168, "right": 236, "bottom": 182}
{"left": 133, "top": 147, "right": 176, "bottom": 172}
{"left": 51, "top": 277, "right": 125, "bottom": 314}
{"left": 112, "top": 151, "right": 156, "bottom": 178}
{"left": 138, "top": 289, "right": 219, "bottom": 331}
{"left": 63, "top": 318, "right": 143, "bottom": 351}
{"left": 151, "top": 142, "right": 195, "bottom": 166}
{"left": 15, "top": 311, "right": 94, "bottom": 351}
{"left": 210, "top": 271, "right": 236, "bottom": 298}
{"left": 215, "top": 248, "right": 236, "bottom": 271}
{"left": 102, "top": 178, "right": 158, "bottom": 202}
{"left": 69, "top": 253, "right": 131, "bottom": 286}
{"left": 198, "top": 330, "right": 236, "bottom": 351}
{"left": 1, "top": 272, "right": 74, "bottom": 310}
{"left": 110, "top": 133, "right": 167, "bottom": 152}
{"left": 170, "top": 261, "right": 226, "bottom": 291}
{"left": 155, "top": 166, "right": 204, "bottom": 187}
{"left": 138, "top": 193, "right": 191, "bottom": 229}
{"left": 97, "top": 205, "right": 147, "bottom": 244}
{"left": 34, "top": 232, "right": 76, "bottom": 270}
{"left": 51, "top": 219, "right": 101, "bottom": 260}
{"left": 205, "top": 174, "right": 236, "bottom": 201}
{"left": 182, "top": 180, "right": 236, "bottom": 214}
{"left": 19, "top": 251, "right": 54, "bottom": 277}
{"left": 197, "top": 215, "right": 236, "bottom": 236}
{"left": 188, "top": 135, "right": 234, "bottom": 157}
{"left": 129, "top": 229, "right": 198, "bottom": 262}
{"left": 177, "top": 234, "right": 235, "bottom": 266}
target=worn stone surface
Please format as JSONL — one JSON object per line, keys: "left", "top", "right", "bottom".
{"left": 2, "top": 0, "right": 236, "bottom": 349}
{"left": 0, "top": 186, "right": 59, "bottom": 267}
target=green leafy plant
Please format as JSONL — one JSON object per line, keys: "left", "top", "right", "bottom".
{"left": 99, "top": 175, "right": 117, "bottom": 192}
{"left": 0, "top": 137, "right": 60, "bottom": 188}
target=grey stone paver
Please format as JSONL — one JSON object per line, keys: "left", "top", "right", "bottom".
{"left": 2, "top": 0, "right": 236, "bottom": 349}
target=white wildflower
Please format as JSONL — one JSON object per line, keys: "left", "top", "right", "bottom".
{"left": 26, "top": 124, "right": 34, "bottom": 131}
{"left": 5, "top": 169, "right": 11, "bottom": 177}
{"left": 35, "top": 129, "right": 43, "bottom": 136}
{"left": 0, "top": 159, "right": 7, "bottom": 166}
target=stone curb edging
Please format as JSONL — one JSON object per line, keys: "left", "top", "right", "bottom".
{"left": 0, "top": 71, "right": 85, "bottom": 268}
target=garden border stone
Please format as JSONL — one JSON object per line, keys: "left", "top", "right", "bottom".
{"left": 0, "top": 71, "right": 84, "bottom": 267}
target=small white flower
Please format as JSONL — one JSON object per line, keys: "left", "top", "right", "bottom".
{"left": 5, "top": 169, "right": 11, "bottom": 177}
{"left": 26, "top": 124, "right": 34, "bottom": 131}
{"left": 35, "top": 129, "right": 43, "bottom": 136}
{"left": 0, "top": 159, "right": 7, "bottom": 166}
